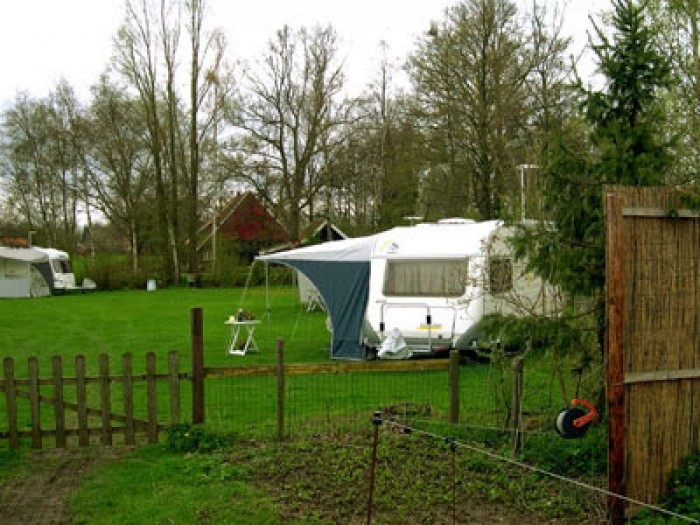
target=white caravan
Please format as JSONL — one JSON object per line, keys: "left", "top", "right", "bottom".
{"left": 32, "top": 247, "right": 77, "bottom": 291}
{"left": 363, "top": 218, "right": 559, "bottom": 358}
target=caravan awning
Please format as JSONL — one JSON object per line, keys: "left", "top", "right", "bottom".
{"left": 257, "top": 234, "right": 379, "bottom": 360}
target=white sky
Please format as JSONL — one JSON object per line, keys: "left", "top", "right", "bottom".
{"left": 0, "top": 0, "right": 610, "bottom": 108}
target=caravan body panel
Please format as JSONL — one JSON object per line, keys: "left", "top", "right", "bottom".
{"left": 365, "top": 219, "right": 499, "bottom": 356}
{"left": 364, "top": 219, "right": 558, "bottom": 357}
{"left": 32, "top": 247, "right": 76, "bottom": 291}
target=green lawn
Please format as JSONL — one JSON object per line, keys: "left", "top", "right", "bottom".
{"left": 0, "top": 286, "right": 331, "bottom": 372}
{"left": 0, "top": 285, "right": 596, "bottom": 437}
{"left": 0, "top": 286, "right": 610, "bottom": 524}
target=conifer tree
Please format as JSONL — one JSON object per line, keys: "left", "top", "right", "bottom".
{"left": 513, "top": 0, "right": 672, "bottom": 345}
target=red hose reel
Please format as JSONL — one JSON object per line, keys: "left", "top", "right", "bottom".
{"left": 555, "top": 398, "right": 598, "bottom": 439}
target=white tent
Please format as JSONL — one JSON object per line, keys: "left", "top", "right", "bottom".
{"left": 0, "top": 247, "right": 51, "bottom": 298}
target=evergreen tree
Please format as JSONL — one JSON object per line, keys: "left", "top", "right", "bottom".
{"left": 514, "top": 0, "right": 672, "bottom": 345}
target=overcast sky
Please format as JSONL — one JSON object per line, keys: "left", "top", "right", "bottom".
{"left": 0, "top": 0, "right": 610, "bottom": 107}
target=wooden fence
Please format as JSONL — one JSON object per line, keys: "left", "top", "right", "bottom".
{"left": 606, "top": 186, "right": 700, "bottom": 522}
{"left": 0, "top": 309, "right": 477, "bottom": 450}
{"left": 0, "top": 352, "right": 182, "bottom": 449}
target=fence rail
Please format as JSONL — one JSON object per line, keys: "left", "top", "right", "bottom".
{"left": 0, "top": 351, "right": 182, "bottom": 449}
{"left": 1, "top": 309, "right": 530, "bottom": 452}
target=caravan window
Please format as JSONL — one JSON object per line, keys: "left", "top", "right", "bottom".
{"left": 4, "top": 259, "right": 27, "bottom": 278}
{"left": 383, "top": 259, "right": 468, "bottom": 297}
{"left": 488, "top": 257, "right": 513, "bottom": 294}
{"left": 51, "top": 259, "right": 72, "bottom": 274}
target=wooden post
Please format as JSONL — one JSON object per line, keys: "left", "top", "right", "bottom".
{"left": 52, "top": 356, "right": 66, "bottom": 448}
{"left": 276, "top": 338, "right": 285, "bottom": 440}
{"left": 448, "top": 350, "right": 460, "bottom": 424}
{"left": 76, "top": 355, "right": 89, "bottom": 446}
{"left": 510, "top": 356, "right": 524, "bottom": 457}
{"left": 28, "top": 357, "right": 41, "bottom": 449}
{"left": 146, "top": 352, "right": 158, "bottom": 443}
{"left": 191, "top": 307, "right": 205, "bottom": 424}
{"left": 99, "top": 353, "right": 112, "bottom": 446}
{"left": 123, "top": 353, "right": 135, "bottom": 446}
{"left": 3, "top": 358, "right": 19, "bottom": 449}
{"left": 606, "top": 193, "right": 626, "bottom": 524}
{"left": 168, "top": 351, "right": 180, "bottom": 425}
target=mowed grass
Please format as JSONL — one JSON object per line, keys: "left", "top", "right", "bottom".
{"left": 0, "top": 286, "right": 608, "bottom": 523}
{"left": 0, "top": 285, "right": 337, "bottom": 442}
{"left": 0, "top": 285, "right": 331, "bottom": 373}
{"left": 0, "top": 284, "right": 588, "bottom": 436}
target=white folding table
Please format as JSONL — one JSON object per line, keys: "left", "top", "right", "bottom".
{"left": 225, "top": 319, "right": 261, "bottom": 355}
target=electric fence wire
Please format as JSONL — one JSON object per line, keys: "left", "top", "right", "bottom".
{"left": 381, "top": 418, "right": 700, "bottom": 524}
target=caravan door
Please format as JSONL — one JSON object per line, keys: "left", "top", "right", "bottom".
{"left": 374, "top": 257, "right": 474, "bottom": 354}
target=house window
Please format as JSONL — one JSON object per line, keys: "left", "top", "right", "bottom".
{"left": 488, "top": 257, "right": 513, "bottom": 294}
{"left": 383, "top": 259, "right": 468, "bottom": 297}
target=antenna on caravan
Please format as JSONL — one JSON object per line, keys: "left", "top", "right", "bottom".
{"left": 403, "top": 216, "right": 423, "bottom": 226}
{"left": 517, "top": 164, "right": 539, "bottom": 221}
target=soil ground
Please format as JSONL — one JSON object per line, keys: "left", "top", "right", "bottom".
{"left": 0, "top": 447, "right": 130, "bottom": 525}
{"left": 0, "top": 445, "right": 606, "bottom": 524}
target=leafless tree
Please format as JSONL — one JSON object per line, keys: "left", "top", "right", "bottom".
{"left": 1, "top": 86, "right": 84, "bottom": 248}
{"left": 184, "top": 0, "right": 230, "bottom": 272}
{"left": 87, "top": 78, "right": 152, "bottom": 271}
{"left": 115, "top": 0, "right": 177, "bottom": 279}
{"left": 409, "top": 0, "right": 533, "bottom": 220}
{"left": 234, "top": 24, "right": 348, "bottom": 241}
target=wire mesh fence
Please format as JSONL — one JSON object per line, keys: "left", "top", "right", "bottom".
{"left": 204, "top": 349, "right": 600, "bottom": 440}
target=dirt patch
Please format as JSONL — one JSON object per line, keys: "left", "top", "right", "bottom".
{"left": 0, "top": 447, "right": 130, "bottom": 525}
{"left": 241, "top": 431, "right": 607, "bottom": 525}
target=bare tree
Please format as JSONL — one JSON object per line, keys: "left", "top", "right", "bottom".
{"left": 184, "top": 0, "right": 230, "bottom": 273}
{"left": 409, "top": 0, "right": 532, "bottom": 220}
{"left": 115, "top": 0, "right": 177, "bottom": 280}
{"left": 87, "top": 78, "right": 152, "bottom": 271}
{"left": 648, "top": 0, "right": 700, "bottom": 184}
{"left": 234, "top": 24, "right": 347, "bottom": 241}
{"left": 1, "top": 87, "right": 84, "bottom": 248}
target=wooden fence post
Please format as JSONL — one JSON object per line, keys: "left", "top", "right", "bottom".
{"left": 75, "top": 355, "right": 89, "bottom": 446}
{"left": 123, "top": 353, "right": 135, "bottom": 446}
{"left": 28, "top": 357, "right": 41, "bottom": 449}
{"left": 277, "top": 338, "right": 285, "bottom": 440}
{"left": 99, "top": 353, "right": 112, "bottom": 446}
{"left": 146, "top": 352, "right": 158, "bottom": 443}
{"left": 168, "top": 351, "right": 180, "bottom": 425}
{"left": 510, "top": 356, "right": 524, "bottom": 457}
{"left": 191, "top": 307, "right": 204, "bottom": 424}
{"left": 52, "top": 356, "right": 66, "bottom": 448}
{"left": 606, "top": 193, "right": 626, "bottom": 524}
{"left": 3, "top": 358, "right": 18, "bottom": 449}
{"left": 448, "top": 350, "right": 460, "bottom": 424}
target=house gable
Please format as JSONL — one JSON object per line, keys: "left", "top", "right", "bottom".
{"left": 198, "top": 192, "right": 290, "bottom": 263}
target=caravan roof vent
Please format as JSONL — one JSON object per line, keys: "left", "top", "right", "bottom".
{"left": 437, "top": 218, "right": 475, "bottom": 225}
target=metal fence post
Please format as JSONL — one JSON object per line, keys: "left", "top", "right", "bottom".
{"left": 276, "top": 338, "right": 285, "bottom": 440}
{"left": 449, "top": 350, "right": 460, "bottom": 424}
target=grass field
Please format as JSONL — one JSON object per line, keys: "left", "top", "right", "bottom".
{"left": 0, "top": 286, "right": 611, "bottom": 523}
{"left": 0, "top": 286, "right": 331, "bottom": 370}
{"left": 0, "top": 285, "right": 602, "bottom": 438}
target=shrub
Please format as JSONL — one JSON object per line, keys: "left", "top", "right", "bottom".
{"left": 165, "top": 423, "right": 235, "bottom": 454}
{"left": 633, "top": 453, "right": 700, "bottom": 523}
{"left": 521, "top": 424, "right": 607, "bottom": 477}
